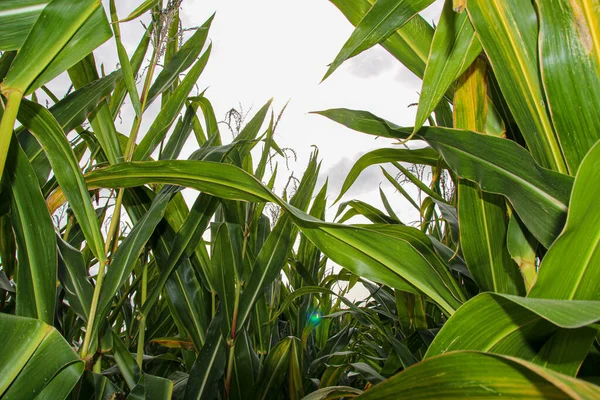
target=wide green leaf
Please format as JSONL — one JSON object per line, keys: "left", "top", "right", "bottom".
{"left": 81, "top": 159, "right": 463, "bottom": 314}
{"left": 357, "top": 351, "right": 600, "bottom": 399}
{"left": 529, "top": 140, "right": 600, "bottom": 300}
{"left": 4, "top": 139, "right": 56, "bottom": 324}
{"left": 465, "top": 0, "right": 567, "bottom": 173}
{"left": 316, "top": 108, "right": 573, "bottom": 248}
{"left": 536, "top": 0, "right": 600, "bottom": 172}
{"left": 0, "top": 314, "right": 84, "bottom": 399}
{"left": 425, "top": 293, "right": 600, "bottom": 375}
{"left": 0, "top": 0, "right": 48, "bottom": 51}
{"left": 17, "top": 99, "right": 107, "bottom": 265}
{"left": 2, "top": 0, "right": 109, "bottom": 94}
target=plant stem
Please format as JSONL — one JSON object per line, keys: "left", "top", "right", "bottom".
{"left": 137, "top": 258, "right": 148, "bottom": 368}
{"left": 0, "top": 91, "right": 23, "bottom": 180}
{"left": 224, "top": 283, "right": 241, "bottom": 397}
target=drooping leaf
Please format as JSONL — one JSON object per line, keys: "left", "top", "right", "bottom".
{"left": 425, "top": 293, "right": 600, "bottom": 375}
{"left": 357, "top": 351, "right": 600, "bottom": 399}
{"left": 329, "top": 0, "right": 434, "bottom": 80}
{"left": 335, "top": 147, "right": 440, "bottom": 202}
{"left": 316, "top": 108, "right": 573, "bottom": 248}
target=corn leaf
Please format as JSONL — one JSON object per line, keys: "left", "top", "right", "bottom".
{"left": 134, "top": 45, "right": 212, "bottom": 160}
{"left": 414, "top": 0, "right": 482, "bottom": 132}
{"left": 80, "top": 160, "right": 464, "bottom": 315}
{"left": 5, "top": 139, "right": 56, "bottom": 324}
{"left": 184, "top": 311, "right": 227, "bottom": 400}
{"left": 329, "top": 0, "right": 433, "bottom": 80}
{"left": 357, "top": 351, "right": 600, "bottom": 399}
{"left": 425, "top": 293, "right": 600, "bottom": 375}
{"left": 454, "top": 59, "right": 524, "bottom": 295}
{"left": 120, "top": 0, "right": 159, "bottom": 23}
{"left": 2, "top": 0, "right": 108, "bottom": 94}
{"left": 529, "top": 140, "right": 600, "bottom": 300}
{"left": 316, "top": 108, "right": 573, "bottom": 248}
{"left": 323, "top": 0, "right": 435, "bottom": 81}
{"left": 0, "top": 314, "right": 84, "bottom": 398}
{"left": 536, "top": 0, "right": 600, "bottom": 172}
{"left": 0, "top": 0, "right": 48, "bottom": 51}
{"left": 465, "top": 0, "right": 566, "bottom": 173}
{"left": 146, "top": 14, "right": 214, "bottom": 109}
{"left": 335, "top": 147, "right": 440, "bottom": 203}
{"left": 17, "top": 98, "right": 107, "bottom": 265}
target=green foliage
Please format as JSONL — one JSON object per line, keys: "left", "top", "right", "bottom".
{"left": 1, "top": 0, "right": 600, "bottom": 399}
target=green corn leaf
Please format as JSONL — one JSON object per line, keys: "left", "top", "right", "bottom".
{"left": 323, "top": 0, "right": 435, "bottom": 81}
{"left": 17, "top": 98, "right": 107, "bottom": 265}
{"left": 28, "top": 6, "right": 112, "bottom": 94}
{"left": 329, "top": 0, "right": 433, "bottom": 80}
{"left": 5, "top": 139, "right": 56, "bottom": 324}
{"left": 253, "top": 337, "right": 295, "bottom": 400}
{"left": 2, "top": 0, "right": 108, "bottom": 94}
{"left": 335, "top": 200, "right": 400, "bottom": 224}
{"left": 229, "top": 329, "right": 259, "bottom": 400}
{"left": 414, "top": 0, "right": 482, "bottom": 132}
{"left": 57, "top": 236, "right": 94, "bottom": 322}
{"left": 454, "top": 58, "right": 524, "bottom": 295}
{"left": 109, "top": 0, "right": 142, "bottom": 117}
{"left": 120, "top": 0, "right": 160, "bottom": 23}
{"left": 0, "top": 314, "right": 84, "bottom": 399}
{"left": 146, "top": 14, "right": 214, "bottom": 109}
{"left": 535, "top": 0, "right": 600, "bottom": 172}
{"left": 112, "top": 331, "right": 141, "bottom": 390}
{"left": 425, "top": 293, "right": 600, "bottom": 375}
{"left": 95, "top": 189, "right": 173, "bottom": 338}
{"left": 356, "top": 351, "right": 600, "bottom": 399}
{"left": 184, "top": 312, "right": 227, "bottom": 400}
{"left": 74, "top": 158, "right": 462, "bottom": 315}
{"left": 161, "top": 105, "right": 197, "bottom": 160}
{"left": 127, "top": 374, "right": 174, "bottom": 400}
{"left": 134, "top": 45, "right": 212, "bottom": 160}
{"left": 0, "top": 1, "right": 48, "bottom": 51}
{"left": 110, "top": 22, "right": 151, "bottom": 117}
{"left": 18, "top": 69, "right": 122, "bottom": 183}
{"left": 529, "top": 140, "right": 600, "bottom": 300}
{"left": 465, "top": 0, "right": 567, "bottom": 173}
{"left": 507, "top": 213, "right": 538, "bottom": 292}
{"left": 316, "top": 108, "right": 573, "bottom": 248}
{"left": 335, "top": 147, "right": 440, "bottom": 203}
{"left": 302, "top": 387, "right": 363, "bottom": 400}
{"left": 69, "top": 55, "right": 124, "bottom": 164}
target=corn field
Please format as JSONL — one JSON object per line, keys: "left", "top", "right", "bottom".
{"left": 1, "top": 0, "right": 600, "bottom": 398}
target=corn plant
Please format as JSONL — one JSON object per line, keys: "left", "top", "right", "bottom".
{"left": 313, "top": 0, "right": 600, "bottom": 397}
